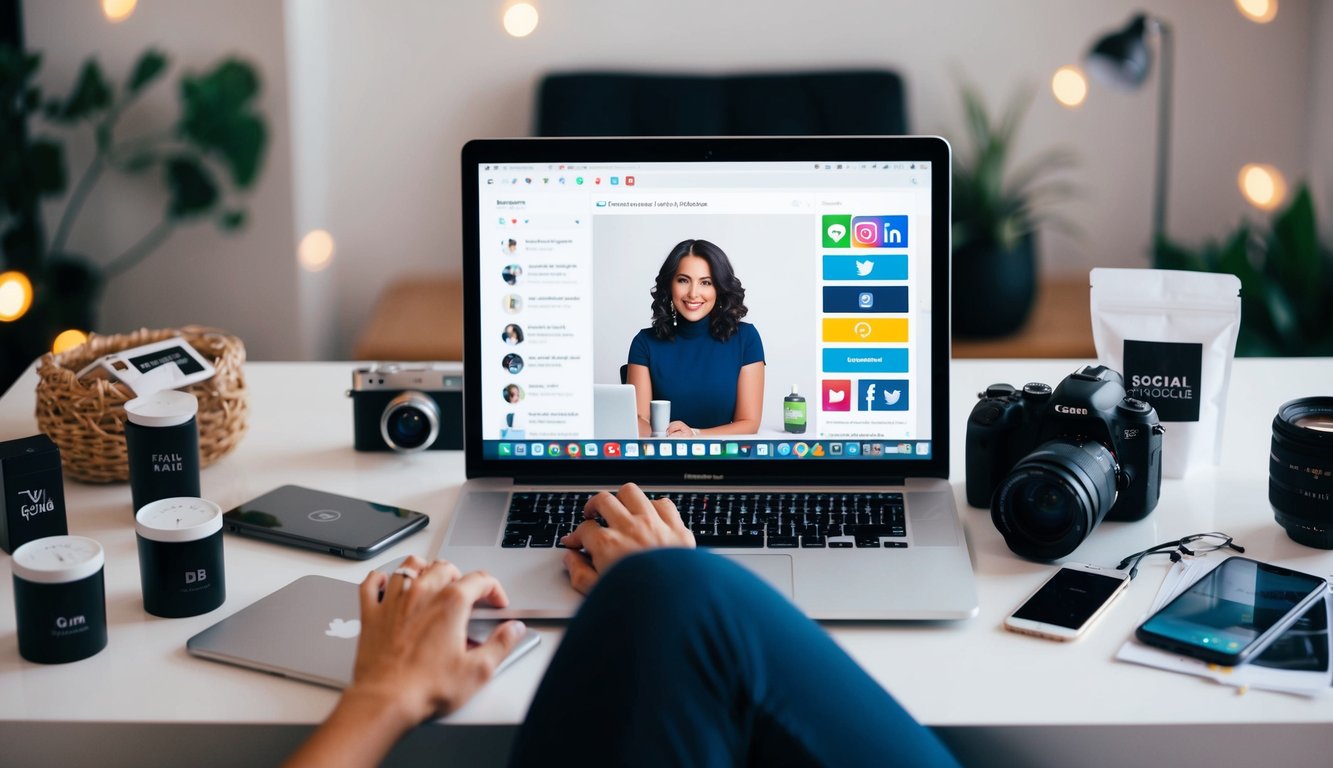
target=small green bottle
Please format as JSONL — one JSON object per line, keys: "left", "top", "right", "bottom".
{"left": 783, "top": 385, "right": 807, "bottom": 433}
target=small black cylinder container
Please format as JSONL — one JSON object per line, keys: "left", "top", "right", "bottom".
{"left": 12, "top": 536, "right": 108, "bottom": 664}
{"left": 124, "top": 391, "right": 201, "bottom": 514}
{"left": 135, "top": 497, "right": 226, "bottom": 618}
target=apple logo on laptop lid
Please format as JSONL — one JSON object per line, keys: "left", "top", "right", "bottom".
{"left": 325, "top": 618, "right": 360, "bottom": 639}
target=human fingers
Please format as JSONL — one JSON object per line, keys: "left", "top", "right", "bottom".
{"left": 470, "top": 620, "right": 527, "bottom": 674}
{"left": 565, "top": 517, "right": 611, "bottom": 552}
{"left": 612, "top": 482, "right": 654, "bottom": 517}
{"left": 651, "top": 496, "right": 695, "bottom": 545}
{"left": 584, "top": 490, "right": 631, "bottom": 528}
{"left": 443, "top": 571, "right": 513, "bottom": 617}
{"left": 360, "top": 571, "right": 389, "bottom": 618}
{"left": 563, "top": 549, "right": 600, "bottom": 595}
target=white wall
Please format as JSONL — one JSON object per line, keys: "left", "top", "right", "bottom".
{"left": 25, "top": 0, "right": 1331, "bottom": 360}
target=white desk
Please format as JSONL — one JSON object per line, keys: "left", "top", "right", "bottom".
{"left": 2, "top": 358, "right": 1332, "bottom": 767}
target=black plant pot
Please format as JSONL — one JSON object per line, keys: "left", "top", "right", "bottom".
{"left": 951, "top": 233, "right": 1037, "bottom": 339}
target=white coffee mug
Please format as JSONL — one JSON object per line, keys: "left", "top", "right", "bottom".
{"left": 650, "top": 400, "right": 671, "bottom": 437}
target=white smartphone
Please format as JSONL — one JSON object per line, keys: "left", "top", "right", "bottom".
{"left": 1004, "top": 562, "right": 1131, "bottom": 641}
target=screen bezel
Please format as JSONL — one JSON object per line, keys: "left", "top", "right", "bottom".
{"left": 461, "top": 136, "right": 951, "bottom": 485}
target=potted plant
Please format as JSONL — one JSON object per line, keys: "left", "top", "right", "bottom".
{"left": 1154, "top": 184, "right": 1333, "bottom": 356}
{"left": 0, "top": 45, "right": 267, "bottom": 389}
{"left": 950, "top": 82, "right": 1077, "bottom": 338}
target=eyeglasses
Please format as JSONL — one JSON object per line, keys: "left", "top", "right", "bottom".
{"left": 1117, "top": 532, "right": 1246, "bottom": 579}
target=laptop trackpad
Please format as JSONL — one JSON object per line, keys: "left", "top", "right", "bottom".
{"left": 726, "top": 554, "right": 794, "bottom": 598}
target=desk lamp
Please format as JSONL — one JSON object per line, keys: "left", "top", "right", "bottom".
{"left": 1084, "top": 13, "right": 1174, "bottom": 249}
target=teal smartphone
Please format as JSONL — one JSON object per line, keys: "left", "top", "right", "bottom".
{"left": 1136, "top": 556, "right": 1327, "bottom": 666}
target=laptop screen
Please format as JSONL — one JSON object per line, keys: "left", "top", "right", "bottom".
{"left": 462, "top": 137, "right": 950, "bottom": 483}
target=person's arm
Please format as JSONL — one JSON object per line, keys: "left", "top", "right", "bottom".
{"left": 561, "top": 483, "right": 696, "bottom": 594}
{"left": 626, "top": 362, "right": 654, "bottom": 437}
{"left": 284, "top": 556, "right": 526, "bottom": 768}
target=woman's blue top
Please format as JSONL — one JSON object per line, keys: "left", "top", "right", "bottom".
{"left": 627, "top": 319, "right": 764, "bottom": 430}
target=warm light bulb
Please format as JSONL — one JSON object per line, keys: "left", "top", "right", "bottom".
{"left": 1051, "top": 66, "right": 1088, "bottom": 108}
{"left": 102, "top": 0, "right": 138, "bottom": 23}
{"left": 1236, "top": 0, "right": 1278, "bottom": 24}
{"left": 503, "top": 3, "right": 539, "bottom": 38}
{"left": 1239, "top": 163, "right": 1287, "bottom": 211}
{"left": 52, "top": 329, "right": 89, "bottom": 355}
{"left": 298, "top": 229, "right": 335, "bottom": 272}
{"left": 0, "top": 271, "right": 33, "bottom": 322}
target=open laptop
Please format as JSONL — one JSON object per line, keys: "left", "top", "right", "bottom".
{"left": 440, "top": 136, "right": 977, "bottom": 620}
{"left": 186, "top": 574, "right": 540, "bottom": 688}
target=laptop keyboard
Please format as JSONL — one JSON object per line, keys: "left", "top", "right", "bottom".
{"left": 501, "top": 491, "right": 906, "bottom": 549}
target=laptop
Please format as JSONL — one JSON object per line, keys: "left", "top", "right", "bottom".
{"left": 441, "top": 136, "right": 977, "bottom": 620}
{"left": 186, "top": 574, "right": 540, "bottom": 688}
{"left": 593, "top": 383, "right": 638, "bottom": 438}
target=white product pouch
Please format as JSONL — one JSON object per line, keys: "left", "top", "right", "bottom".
{"left": 1090, "top": 268, "right": 1241, "bottom": 478}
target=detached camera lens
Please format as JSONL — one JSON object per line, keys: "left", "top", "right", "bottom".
{"left": 381, "top": 391, "right": 441, "bottom": 452}
{"left": 1270, "top": 397, "right": 1333, "bottom": 548}
{"left": 992, "top": 439, "right": 1119, "bottom": 560}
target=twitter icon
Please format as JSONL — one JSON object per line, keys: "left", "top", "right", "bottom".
{"left": 821, "top": 254, "right": 908, "bottom": 281}
{"left": 857, "top": 380, "right": 910, "bottom": 411}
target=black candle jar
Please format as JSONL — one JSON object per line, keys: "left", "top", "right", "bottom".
{"left": 135, "top": 497, "right": 226, "bottom": 618}
{"left": 12, "top": 536, "right": 108, "bottom": 664}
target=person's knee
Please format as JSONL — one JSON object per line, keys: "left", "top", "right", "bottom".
{"left": 579, "top": 549, "right": 727, "bottom": 629}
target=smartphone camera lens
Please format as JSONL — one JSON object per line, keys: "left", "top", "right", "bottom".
{"left": 1270, "top": 397, "right": 1333, "bottom": 548}
{"left": 380, "top": 391, "right": 441, "bottom": 452}
{"left": 992, "top": 439, "right": 1119, "bottom": 561}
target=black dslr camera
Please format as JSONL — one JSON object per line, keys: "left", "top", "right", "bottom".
{"left": 348, "top": 363, "right": 464, "bottom": 452}
{"left": 966, "top": 365, "right": 1164, "bottom": 560}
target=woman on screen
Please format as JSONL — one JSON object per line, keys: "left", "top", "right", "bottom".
{"left": 626, "top": 239, "right": 764, "bottom": 437}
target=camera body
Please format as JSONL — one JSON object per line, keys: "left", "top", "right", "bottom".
{"left": 348, "top": 363, "right": 464, "bottom": 452}
{"left": 966, "top": 365, "right": 1164, "bottom": 560}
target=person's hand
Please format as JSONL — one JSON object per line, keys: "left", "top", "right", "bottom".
{"left": 348, "top": 556, "right": 526, "bottom": 727}
{"left": 665, "top": 420, "right": 697, "bottom": 437}
{"left": 560, "top": 483, "right": 696, "bottom": 594}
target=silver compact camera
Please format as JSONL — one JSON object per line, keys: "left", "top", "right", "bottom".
{"left": 347, "top": 363, "right": 464, "bottom": 452}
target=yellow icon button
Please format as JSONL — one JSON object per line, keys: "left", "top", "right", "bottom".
{"left": 822, "top": 317, "right": 908, "bottom": 343}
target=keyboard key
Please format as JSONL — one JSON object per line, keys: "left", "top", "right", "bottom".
{"left": 694, "top": 533, "right": 764, "bottom": 548}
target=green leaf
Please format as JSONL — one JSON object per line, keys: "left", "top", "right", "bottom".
{"left": 48, "top": 59, "right": 113, "bottom": 123}
{"left": 27, "top": 140, "right": 67, "bottom": 196}
{"left": 218, "top": 209, "right": 247, "bottom": 231}
{"left": 1269, "top": 185, "right": 1322, "bottom": 300}
{"left": 164, "top": 155, "right": 219, "bottom": 218}
{"left": 178, "top": 59, "right": 268, "bottom": 188}
{"left": 126, "top": 49, "right": 169, "bottom": 96}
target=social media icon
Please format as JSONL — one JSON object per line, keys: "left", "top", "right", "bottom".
{"left": 625, "top": 176, "right": 635, "bottom": 186}
{"left": 776, "top": 443, "right": 792, "bottom": 456}
{"left": 858, "top": 292, "right": 873, "bottom": 309}
{"left": 822, "top": 214, "right": 851, "bottom": 248}
{"left": 851, "top": 215, "right": 909, "bottom": 248}
{"left": 857, "top": 380, "right": 910, "bottom": 411}
{"left": 854, "top": 321, "right": 873, "bottom": 339}
{"left": 499, "top": 443, "right": 512, "bottom": 456}
{"left": 822, "top": 380, "right": 852, "bottom": 412}
{"left": 855, "top": 259, "right": 874, "bottom": 276}
{"left": 605, "top": 442, "right": 621, "bottom": 457}
{"left": 585, "top": 443, "right": 599, "bottom": 457}
{"left": 576, "top": 176, "right": 584, "bottom": 185}
{"left": 610, "top": 176, "right": 619, "bottom": 185}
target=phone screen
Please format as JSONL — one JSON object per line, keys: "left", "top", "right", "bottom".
{"left": 1012, "top": 567, "right": 1127, "bottom": 630}
{"left": 1137, "top": 557, "right": 1327, "bottom": 665}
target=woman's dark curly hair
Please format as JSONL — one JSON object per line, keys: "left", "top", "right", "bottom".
{"left": 649, "top": 239, "right": 748, "bottom": 341}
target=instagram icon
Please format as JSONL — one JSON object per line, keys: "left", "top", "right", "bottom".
{"left": 851, "top": 215, "right": 909, "bottom": 248}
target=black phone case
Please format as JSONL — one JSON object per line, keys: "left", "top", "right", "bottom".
{"left": 222, "top": 484, "right": 429, "bottom": 560}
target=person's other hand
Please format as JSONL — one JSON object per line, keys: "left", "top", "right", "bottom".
{"left": 665, "top": 420, "right": 696, "bottom": 437}
{"left": 560, "top": 483, "right": 696, "bottom": 594}
{"left": 348, "top": 555, "right": 526, "bottom": 728}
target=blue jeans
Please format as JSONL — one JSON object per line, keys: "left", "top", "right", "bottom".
{"left": 509, "top": 549, "right": 960, "bottom": 767}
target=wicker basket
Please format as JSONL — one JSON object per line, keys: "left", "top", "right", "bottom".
{"left": 35, "top": 326, "right": 248, "bottom": 483}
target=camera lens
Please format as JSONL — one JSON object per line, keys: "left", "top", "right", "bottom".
{"left": 992, "top": 439, "right": 1119, "bottom": 560}
{"left": 380, "top": 391, "right": 441, "bottom": 452}
{"left": 1270, "top": 397, "right": 1333, "bottom": 548}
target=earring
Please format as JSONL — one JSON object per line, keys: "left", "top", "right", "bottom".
{"left": 672, "top": 305, "right": 678, "bottom": 327}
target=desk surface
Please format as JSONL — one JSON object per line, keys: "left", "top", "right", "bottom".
{"left": 2, "top": 359, "right": 1332, "bottom": 758}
